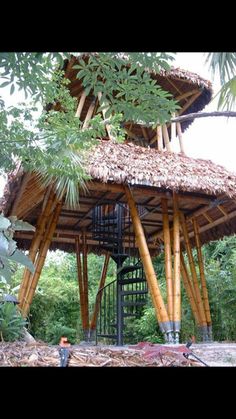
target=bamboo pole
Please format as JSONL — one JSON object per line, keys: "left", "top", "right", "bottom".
{"left": 21, "top": 201, "right": 62, "bottom": 317}
{"left": 75, "top": 237, "right": 86, "bottom": 333}
{"left": 157, "top": 125, "right": 163, "bottom": 150}
{"left": 180, "top": 252, "right": 201, "bottom": 326}
{"left": 18, "top": 190, "right": 56, "bottom": 307}
{"left": 161, "top": 198, "right": 173, "bottom": 324}
{"left": 180, "top": 212, "right": 208, "bottom": 340}
{"left": 75, "top": 90, "right": 87, "bottom": 118}
{"left": 82, "top": 231, "right": 89, "bottom": 340}
{"left": 192, "top": 218, "right": 212, "bottom": 339}
{"left": 124, "top": 185, "right": 172, "bottom": 340}
{"left": 10, "top": 172, "right": 31, "bottom": 216}
{"left": 176, "top": 122, "right": 185, "bottom": 154}
{"left": 173, "top": 193, "right": 181, "bottom": 342}
{"left": 83, "top": 98, "right": 96, "bottom": 129}
{"left": 90, "top": 253, "right": 110, "bottom": 336}
{"left": 162, "top": 124, "right": 171, "bottom": 152}
{"left": 97, "top": 92, "right": 117, "bottom": 141}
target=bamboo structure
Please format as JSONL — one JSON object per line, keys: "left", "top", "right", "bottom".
{"left": 192, "top": 218, "right": 212, "bottom": 340}
{"left": 173, "top": 193, "right": 181, "bottom": 343}
{"left": 21, "top": 201, "right": 62, "bottom": 317}
{"left": 157, "top": 125, "right": 163, "bottom": 150}
{"left": 75, "top": 237, "right": 87, "bottom": 335}
{"left": 176, "top": 122, "right": 185, "bottom": 154}
{"left": 75, "top": 91, "right": 87, "bottom": 118}
{"left": 18, "top": 189, "right": 56, "bottom": 307}
{"left": 82, "top": 231, "right": 89, "bottom": 340}
{"left": 180, "top": 252, "right": 201, "bottom": 326}
{"left": 161, "top": 198, "right": 173, "bottom": 325}
{"left": 180, "top": 212, "right": 208, "bottom": 340}
{"left": 162, "top": 124, "right": 171, "bottom": 152}
{"left": 124, "top": 185, "right": 173, "bottom": 341}
{"left": 90, "top": 253, "right": 110, "bottom": 338}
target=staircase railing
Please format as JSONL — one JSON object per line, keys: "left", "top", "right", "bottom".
{"left": 95, "top": 278, "right": 117, "bottom": 345}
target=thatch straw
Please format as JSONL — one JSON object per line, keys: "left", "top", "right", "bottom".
{"left": 87, "top": 141, "right": 236, "bottom": 199}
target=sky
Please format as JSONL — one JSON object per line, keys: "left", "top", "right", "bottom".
{"left": 0, "top": 52, "right": 236, "bottom": 197}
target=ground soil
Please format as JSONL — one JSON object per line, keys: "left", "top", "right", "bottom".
{"left": 1, "top": 341, "right": 236, "bottom": 367}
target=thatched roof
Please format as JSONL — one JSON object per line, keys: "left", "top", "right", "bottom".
{"left": 87, "top": 141, "right": 236, "bottom": 199}
{"left": 63, "top": 55, "right": 213, "bottom": 138}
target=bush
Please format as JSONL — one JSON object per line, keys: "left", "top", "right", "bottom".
{"left": 0, "top": 302, "right": 26, "bottom": 342}
{"left": 44, "top": 322, "right": 77, "bottom": 345}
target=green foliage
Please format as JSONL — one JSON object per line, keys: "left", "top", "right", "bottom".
{"left": 129, "top": 307, "right": 164, "bottom": 344}
{"left": 0, "top": 52, "right": 178, "bottom": 206}
{"left": 44, "top": 322, "right": 77, "bottom": 345}
{"left": 0, "top": 214, "right": 35, "bottom": 283}
{"left": 0, "top": 302, "right": 26, "bottom": 341}
{"left": 206, "top": 52, "right": 236, "bottom": 110}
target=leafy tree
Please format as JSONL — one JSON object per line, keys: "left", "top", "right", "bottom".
{"left": 0, "top": 52, "right": 178, "bottom": 207}
{"left": 206, "top": 53, "right": 236, "bottom": 110}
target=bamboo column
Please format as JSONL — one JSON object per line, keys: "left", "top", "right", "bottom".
{"left": 173, "top": 193, "right": 181, "bottom": 343}
{"left": 75, "top": 237, "right": 87, "bottom": 337}
{"left": 21, "top": 201, "right": 62, "bottom": 317}
{"left": 180, "top": 212, "right": 208, "bottom": 340}
{"left": 83, "top": 98, "right": 96, "bottom": 129}
{"left": 98, "top": 92, "right": 116, "bottom": 141}
{"left": 176, "top": 122, "right": 185, "bottom": 154}
{"left": 180, "top": 252, "right": 201, "bottom": 327}
{"left": 157, "top": 126, "right": 163, "bottom": 150}
{"left": 161, "top": 198, "right": 173, "bottom": 326}
{"left": 82, "top": 231, "right": 89, "bottom": 340}
{"left": 192, "top": 218, "right": 212, "bottom": 340}
{"left": 162, "top": 124, "right": 171, "bottom": 152}
{"left": 18, "top": 189, "right": 56, "bottom": 308}
{"left": 75, "top": 91, "right": 87, "bottom": 118}
{"left": 124, "top": 185, "right": 173, "bottom": 341}
{"left": 90, "top": 253, "right": 110, "bottom": 340}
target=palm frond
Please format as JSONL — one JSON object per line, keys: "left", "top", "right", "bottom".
{"left": 206, "top": 53, "right": 236, "bottom": 84}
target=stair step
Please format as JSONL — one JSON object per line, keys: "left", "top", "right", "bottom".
{"left": 117, "top": 264, "right": 142, "bottom": 275}
{"left": 119, "top": 277, "right": 147, "bottom": 285}
{"left": 121, "top": 289, "right": 148, "bottom": 296}
{"left": 121, "top": 300, "right": 147, "bottom": 307}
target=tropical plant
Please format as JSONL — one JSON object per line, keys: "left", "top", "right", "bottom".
{"left": 0, "top": 214, "right": 35, "bottom": 283}
{"left": 206, "top": 52, "right": 236, "bottom": 110}
{"left": 0, "top": 52, "right": 179, "bottom": 207}
{"left": 0, "top": 302, "right": 26, "bottom": 341}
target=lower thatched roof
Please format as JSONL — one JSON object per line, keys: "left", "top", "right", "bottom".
{"left": 87, "top": 141, "right": 236, "bottom": 199}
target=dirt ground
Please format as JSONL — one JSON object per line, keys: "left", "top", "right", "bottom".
{"left": 190, "top": 342, "right": 236, "bottom": 366}
{"left": 1, "top": 341, "right": 236, "bottom": 366}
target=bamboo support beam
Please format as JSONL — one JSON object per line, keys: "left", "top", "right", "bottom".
{"left": 157, "top": 126, "right": 163, "bottom": 150}
{"left": 10, "top": 172, "right": 31, "bottom": 216}
{"left": 98, "top": 92, "right": 116, "bottom": 141}
{"left": 21, "top": 201, "right": 62, "bottom": 317}
{"left": 162, "top": 124, "right": 171, "bottom": 152}
{"left": 90, "top": 253, "right": 110, "bottom": 333}
{"left": 173, "top": 193, "right": 181, "bottom": 341}
{"left": 124, "top": 186, "right": 172, "bottom": 340}
{"left": 176, "top": 122, "right": 185, "bottom": 154}
{"left": 75, "top": 237, "right": 86, "bottom": 333}
{"left": 161, "top": 198, "right": 173, "bottom": 324}
{"left": 18, "top": 190, "right": 56, "bottom": 307}
{"left": 75, "top": 90, "right": 87, "bottom": 118}
{"left": 82, "top": 231, "right": 89, "bottom": 339}
{"left": 83, "top": 98, "right": 96, "bottom": 129}
{"left": 180, "top": 212, "right": 208, "bottom": 339}
{"left": 192, "top": 218, "right": 212, "bottom": 333}
{"left": 180, "top": 252, "right": 201, "bottom": 326}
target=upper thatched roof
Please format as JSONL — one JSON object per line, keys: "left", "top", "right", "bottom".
{"left": 64, "top": 55, "right": 213, "bottom": 136}
{"left": 87, "top": 141, "right": 236, "bottom": 199}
